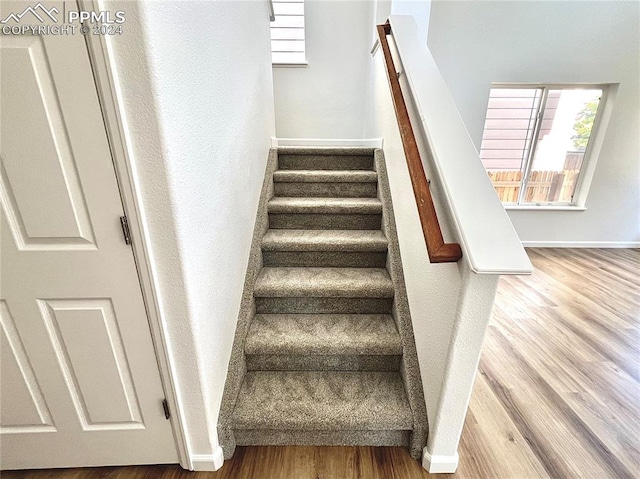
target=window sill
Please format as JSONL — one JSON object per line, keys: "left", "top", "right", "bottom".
{"left": 272, "top": 62, "right": 308, "bottom": 68}
{"left": 504, "top": 205, "right": 587, "bottom": 211}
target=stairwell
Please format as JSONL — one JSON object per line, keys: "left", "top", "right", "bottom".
{"left": 218, "top": 147, "right": 427, "bottom": 460}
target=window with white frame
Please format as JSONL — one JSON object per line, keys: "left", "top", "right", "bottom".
{"left": 480, "top": 85, "right": 605, "bottom": 206}
{"left": 270, "top": 0, "right": 305, "bottom": 65}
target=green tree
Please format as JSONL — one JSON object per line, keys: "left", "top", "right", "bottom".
{"left": 572, "top": 100, "right": 598, "bottom": 150}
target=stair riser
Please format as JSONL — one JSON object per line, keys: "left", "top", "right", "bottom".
{"left": 274, "top": 182, "right": 377, "bottom": 198}
{"left": 269, "top": 213, "right": 382, "bottom": 230}
{"left": 255, "top": 297, "right": 393, "bottom": 314}
{"left": 262, "top": 251, "right": 387, "bottom": 268}
{"left": 235, "top": 429, "right": 410, "bottom": 447}
{"left": 279, "top": 154, "right": 374, "bottom": 170}
{"left": 246, "top": 354, "right": 401, "bottom": 371}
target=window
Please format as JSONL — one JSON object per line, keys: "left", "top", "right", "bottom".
{"left": 270, "top": 0, "right": 306, "bottom": 65}
{"left": 480, "top": 85, "right": 605, "bottom": 206}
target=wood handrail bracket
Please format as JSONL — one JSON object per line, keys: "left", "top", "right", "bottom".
{"left": 377, "top": 23, "right": 462, "bottom": 263}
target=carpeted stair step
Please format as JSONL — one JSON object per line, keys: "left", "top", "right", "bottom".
{"left": 268, "top": 197, "right": 382, "bottom": 215}
{"left": 245, "top": 314, "right": 402, "bottom": 371}
{"left": 254, "top": 267, "right": 394, "bottom": 298}
{"left": 254, "top": 267, "right": 395, "bottom": 315}
{"left": 233, "top": 371, "right": 413, "bottom": 447}
{"left": 268, "top": 197, "right": 382, "bottom": 230}
{"left": 262, "top": 229, "right": 388, "bottom": 268}
{"left": 253, "top": 267, "right": 395, "bottom": 315}
{"left": 273, "top": 170, "right": 378, "bottom": 198}
{"left": 278, "top": 147, "right": 375, "bottom": 171}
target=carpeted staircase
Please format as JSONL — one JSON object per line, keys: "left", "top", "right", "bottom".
{"left": 219, "top": 147, "right": 427, "bottom": 460}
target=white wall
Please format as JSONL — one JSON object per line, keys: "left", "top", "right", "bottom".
{"left": 371, "top": 44, "right": 462, "bottom": 438}
{"left": 428, "top": 0, "right": 640, "bottom": 246}
{"left": 273, "top": 0, "right": 433, "bottom": 139}
{"left": 374, "top": 0, "right": 431, "bottom": 38}
{"left": 390, "top": 0, "right": 430, "bottom": 44}
{"left": 273, "top": 0, "right": 375, "bottom": 139}
{"left": 105, "top": 0, "right": 275, "bottom": 469}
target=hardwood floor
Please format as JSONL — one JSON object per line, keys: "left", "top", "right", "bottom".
{"left": 3, "top": 249, "right": 638, "bottom": 479}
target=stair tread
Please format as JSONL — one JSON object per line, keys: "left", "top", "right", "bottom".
{"left": 273, "top": 170, "right": 378, "bottom": 183}
{"left": 268, "top": 197, "right": 382, "bottom": 214}
{"left": 246, "top": 314, "right": 401, "bottom": 355}
{"left": 233, "top": 371, "right": 413, "bottom": 430}
{"left": 262, "top": 230, "right": 388, "bottom": 252}
{"left": 277, "top": 147, "right": 376, "bottom": 155}
{"left": 254, "top": 267, "right": 394, "bottom": 298}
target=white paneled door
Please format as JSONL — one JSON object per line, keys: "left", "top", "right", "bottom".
{"left": 0, "top": 2, "right": 178, "bottom": 469}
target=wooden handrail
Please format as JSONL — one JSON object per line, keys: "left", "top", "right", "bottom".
{"left": 377, "top": 23, "right": 462, "bottom": 263}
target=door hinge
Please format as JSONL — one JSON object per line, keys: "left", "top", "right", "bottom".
{"left": 120, "top": 216, "right": 132, "bottom": 245}
{"left": 162, "top": 399, "right": 170, "bottom": 420}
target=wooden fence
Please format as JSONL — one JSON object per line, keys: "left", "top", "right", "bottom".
{"left": 488, "top": 170, "right": 580, "bottom": 203}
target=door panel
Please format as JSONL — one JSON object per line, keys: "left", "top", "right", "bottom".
{"left": 0, "top": 1, "right": 178, "bottom": 469}
{"left": 0, "top": 35, "right": 95, "bottom": 248}
{"left": 38, "top": 299, "right": 143, "bottom": 428}
{"left": 0, "top": 301, "right": 56, "bottom": 433}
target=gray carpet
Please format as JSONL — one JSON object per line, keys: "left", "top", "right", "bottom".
{"left": 218, "top": 147, "right": 427, "bottom": 460}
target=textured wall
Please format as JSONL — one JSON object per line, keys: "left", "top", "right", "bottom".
{"left": 273, "top": 0, "right": 375, "bottom": 139}
{"left": 105, "top": 0, "right": 275, "bottom": 467}
{"left": 369, "top": 43, "right": 462, "bottom": 445}
{"left": 428, "top": 0, "right": 640, "bottom": 245}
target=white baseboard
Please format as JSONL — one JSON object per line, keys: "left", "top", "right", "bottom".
{"left": 190, "top": 446, "right": 224, "bottom": 471}
{"left": 271, "top": 137, "right": 384, "bottom": 148}
{"left": 522, "top": 241, "right": 640, "bottom": 248}
{"left": 422, "top": 449, "right": 459, "bottom": 474}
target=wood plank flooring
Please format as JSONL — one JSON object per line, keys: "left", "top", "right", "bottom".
{"left": 3, "top": 248, "right": 638, "bottom": 479}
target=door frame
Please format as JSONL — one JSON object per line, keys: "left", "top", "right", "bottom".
{"left": 79, "top": 1, "right": 190, "bottom": 468}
